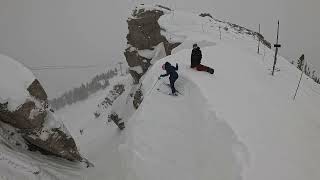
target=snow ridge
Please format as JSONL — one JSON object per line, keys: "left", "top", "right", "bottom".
{"left": 121, "top": 70, "right": 248, "bottom": 180}
{"left": 0, "top": 54, "right": 35, "bottom": 111}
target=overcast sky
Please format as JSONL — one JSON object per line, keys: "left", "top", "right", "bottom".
{"left": 0, "top": 0, "right": 319, "bottom": 98}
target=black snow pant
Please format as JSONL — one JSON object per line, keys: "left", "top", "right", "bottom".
{"left": 169, "top": 76, "right": 178, "bottom": 94}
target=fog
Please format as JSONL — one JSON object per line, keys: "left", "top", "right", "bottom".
{"left": 0, "top": 0, "right": 319, "bottom": 98}
{"left": 0, "top": 0, "right": 131, "bottom": 98}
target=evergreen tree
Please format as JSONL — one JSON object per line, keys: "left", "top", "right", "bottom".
{"left": 49, "top": 69, "right": 118, "bottom": 110}
{"left": 297, "top": 54, "right": 305, "bottom": 71}
{"left": 304, "top": 62, "right": 308, "bottom": 74}
{"left": 312, "top": 70, "right": 316, "bottom": 79}
{"left": 307, "top": 67, "right": 310, "bottom": 76}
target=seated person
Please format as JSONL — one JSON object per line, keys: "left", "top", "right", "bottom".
{"left": 191, "top": 43, "right": 214, "bottom": 74}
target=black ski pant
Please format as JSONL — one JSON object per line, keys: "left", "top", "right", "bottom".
{"left": 169, "top": 76, "right": 178, "bottom": 94}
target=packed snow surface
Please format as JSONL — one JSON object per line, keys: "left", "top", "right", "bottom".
{"left": 1, "top": 6, "right": 320, "bottom": 180}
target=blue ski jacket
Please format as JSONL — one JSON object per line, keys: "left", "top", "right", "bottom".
{"left": 160, "top": 62, "right": 178, "bottom": 79}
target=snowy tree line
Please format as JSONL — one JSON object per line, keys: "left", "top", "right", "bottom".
{"left": 49, "top": 68, "right": 118, "bottom": 110}
{"left": 294, "top": 54, "right": 320, "bottom": 84}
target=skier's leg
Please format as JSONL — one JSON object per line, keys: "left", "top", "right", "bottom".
{"left": 196, "top": 64, "right": 209, "bottom": 71}
{"left": 169, "top": 77, "right": 177, "bottom": 94}
{"left": 196, "top": 64, "right": 214, "bottom": 74}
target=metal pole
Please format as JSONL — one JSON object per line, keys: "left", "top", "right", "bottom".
{"left": 293, "top": 66, "right": 304, "bottom": 100}
{"left": 272, "top": 48, "right": 279, "bottom": 75}
{"left": 147, "top": 78, "right": 160, "bottom": 96}
{"left": 219, "top": 26, "right": 221, "bottom": 40}
{"left": 272, "top": 20, "right": 280, "bottom": 76}
{"left": 258, "top": 24, "right": 260, "bottom": 54}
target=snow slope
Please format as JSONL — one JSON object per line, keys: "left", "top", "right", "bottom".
{"left": 120, "top": 7, "right": 320, "bottom": 180}
{"left": 126, "top": 45, "right": 320, "bottom": 180}
{"left": 58, "top": 8, "right": 320, "bottom": 180}
{"left": 55, "top": 75, "right": 131, "bottom": 180}
{"left": 0, "top": 121, "right": 83, "bottom": 180}
{"left": 121, "top": 75, "right": 246, "bottom": 180}
{"left": 0, "top": 74, "right": 129, "bottom": 180}
{"left": 1, "top": 6, "right": 320, "bottom": 180}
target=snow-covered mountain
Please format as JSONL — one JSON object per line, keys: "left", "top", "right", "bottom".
{"left": 1, "top": 4, "right": 320, "bottom": 180}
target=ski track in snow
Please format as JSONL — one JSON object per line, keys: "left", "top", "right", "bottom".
{"left": 0, "top": 133, "right": 83, "bottom": 180}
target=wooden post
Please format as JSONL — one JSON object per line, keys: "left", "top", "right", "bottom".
{"left": 263, "top": 45, "right": 266, "bottom": 62}
{"left": 272, "top": 20, "right": 281, "bottom": 76}
{"left": 293, "top": 55, "right": 305, "bottom": 100}
{"left": 257, "top": 24, "right": 261, "bottom": 54}
{"left": 293, "top": 69, "right": 304, "bottom": 100}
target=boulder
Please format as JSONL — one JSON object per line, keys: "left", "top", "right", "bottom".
{"left": 24, "top": 112, "right": 81, "bottom": 161}
{"left": 0, "top": 54, "right": 82, "bottom": 161}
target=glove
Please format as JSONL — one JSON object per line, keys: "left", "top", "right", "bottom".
{"left": 158, "top": 76, "right": 161, "bottom": 80}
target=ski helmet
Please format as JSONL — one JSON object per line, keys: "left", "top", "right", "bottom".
{"left": 193, "top": 43, "right": 198, "bottom": 48}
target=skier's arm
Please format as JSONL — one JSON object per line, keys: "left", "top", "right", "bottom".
{"left": 160, "top": 73, "right": 169, "bottom": 77}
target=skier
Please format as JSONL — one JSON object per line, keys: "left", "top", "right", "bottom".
{"left": 159, "top": 62, "right": 179, "bottom": 96}
{"left": 191, "top": 43, "right": 214, "bottom": 74}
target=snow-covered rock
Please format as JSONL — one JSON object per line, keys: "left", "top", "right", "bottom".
{"left": 0, "top": 54, "right": 35, "bottom": 111}
{"left": 124, "top": 5, "right": 180, "bottom": 83}
{"left": 0, "top": 54, "right": 81, "bottom": 161}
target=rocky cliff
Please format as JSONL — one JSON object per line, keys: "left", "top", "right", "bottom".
{"left": 124, "top": 5, "right": 180, "bottom": 83}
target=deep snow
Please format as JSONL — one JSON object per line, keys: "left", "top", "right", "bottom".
{"left": 1, "top": 6, "right": 320, "bottom": 180}
{"left": 0, "top": 54, "right": 35, "bottom": 111}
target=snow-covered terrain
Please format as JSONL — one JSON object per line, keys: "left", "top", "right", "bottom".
{"left": 0, "top": 54, "right": 35, "bottom": 111}
{"left": 1, "top": 5, "right": 320, "bottom": 180}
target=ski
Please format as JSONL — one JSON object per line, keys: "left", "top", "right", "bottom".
{"left": 162, "top": 83, "right": 183, "bottom": 95}
{"left": 157, "top": 88, "right": 179, "bottom": 96}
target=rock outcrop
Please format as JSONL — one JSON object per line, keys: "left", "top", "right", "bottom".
{"left": 97, "top": 5, "right": 182, "bottom": 130}
{"left": 124, "top": 5, "right": 180, "bottom": 83}
{"left": 0, "top": 54, "right": 81, "bottom": 161}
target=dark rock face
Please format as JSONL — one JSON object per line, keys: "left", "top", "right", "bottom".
{"left": 27, "top": 79, "right": 48, "bottom": 102}
{"left": 108, "top": 112, "right": 122, "bottom": 126}
{"left": 124, "top": 49, "right": 151, "bottom": 83}
{"left": 24, "top": 127, "right": 81, "bottom": 161}
{"left": 0, "top": 101, "right": 46, "bottom": 130}
{"left": 133, "top": 88, "right": 143, "bottom": 109}
{"left": 95, "top": 84, "right": 126, "bottom": 119}
{"left": 125, "top": 7, "right": 181, "bottom": 83}
{"left": 126, "top": 9, "right": 165, "bottom": 50}
{"left": 0, "top": 79, "right": 49, "bottom": 130}
{"left": 0, "top": 78, "right": 82, "bottom": 162}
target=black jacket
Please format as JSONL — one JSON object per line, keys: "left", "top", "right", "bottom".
{"left": 191, "top": 47, "right": 202, "bottom": 68}
{"left": 160, "top": 62, "right": 178, "bottom": 79}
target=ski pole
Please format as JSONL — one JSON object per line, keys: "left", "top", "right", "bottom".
{"left": 147, "top": 77, "right": 160, "bottom": 96}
